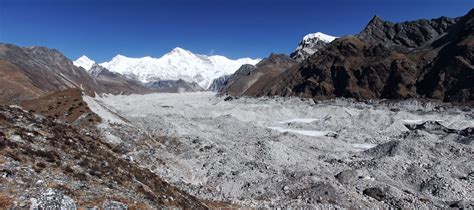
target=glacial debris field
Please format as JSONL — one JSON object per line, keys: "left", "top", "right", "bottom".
{"left": 85, "top": 92, "right": 474, "bottom": 208}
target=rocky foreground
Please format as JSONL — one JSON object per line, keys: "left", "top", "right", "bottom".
{"left": 0, "top": 91, "right": 231, "bottom": 209}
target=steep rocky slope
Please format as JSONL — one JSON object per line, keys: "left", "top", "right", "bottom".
{"left": 0, "top": 60, "right": 45, "bottom": 104}
{"left": 0, "top": 44, "right": 99, "bottom": 103}
{"left": 0, "top": 44, "right": 155, "bottom": 104}
{"left": 416, "top": 10, "right": 474, "bottom": 101}
{"left": 221, "top": 55, "right": 299, "bottom": 96}
{"left": 208, "top": 75, "right": 231, "bottom": 92}
{"left": 256, "top": 9, "right": 473, "bottom": 102}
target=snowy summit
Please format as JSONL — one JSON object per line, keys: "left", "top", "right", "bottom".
{"left": 302, "top": 32, "right": 337, "bottom": 43}
{"left": 99, "top": 47, "right": 261, "bottom": 89}
{"left": 73, "top": 55, "right": 95, "bottom": 70}
{"left": 291, "top": 32, "right": 338, "bottom": 61}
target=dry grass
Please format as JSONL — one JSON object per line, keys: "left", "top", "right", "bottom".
{"left": 0, "top": 193, "right": 13, "bottom": 209}
{"left": 20, "top": 88, "right": 101, "bottom": 126}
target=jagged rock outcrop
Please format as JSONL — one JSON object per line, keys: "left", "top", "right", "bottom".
{"left": 357, "top": 15, "right": 458, "bottom": 49}
{"left": 208, "top": 75, "right": 231, "bottom": 92}
{"left": 221, "top": 55, "right": 298, "bottom": 96}
{"left": 145, "top": 79, "right": 204, "bottom": 92}
{"left": 256, "top": 9, "right": 474, "bottom": 102}
{"left": 416, "top": 10, "right": 474, "bottom": 102}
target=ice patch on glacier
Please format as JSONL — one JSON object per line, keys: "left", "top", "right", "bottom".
{"left": 268, "top": 126, "right": 336, "bottom": 137}
{"left": 279, "top": 118, "right": 319, "bottom": 124}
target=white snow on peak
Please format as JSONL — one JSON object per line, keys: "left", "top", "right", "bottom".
{"left": 302, "top": 32, "right": 337, "bottom": 43}
{"left": 293, "top": 32, "right": 338, "bottom": 58}
{"left": 169, "top": 47, "right": 191, "bottom": 54}
{"left": 73, "top": 55, "right": 95, "bottom": 70}
{"left": 100, "top": 48, "right": 261, "bottom": 89}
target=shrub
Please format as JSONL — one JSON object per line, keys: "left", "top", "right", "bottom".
{"left": 0, "top": 193, "right": 13, "bottom": 208}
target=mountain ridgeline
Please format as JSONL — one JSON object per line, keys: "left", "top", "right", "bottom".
{"left": 0, "top": 45, "right": 259, "bottom": 104}
{"left": 0, "top": 9, "right": 472, "bottom": 103}
{"left": 0, "top": 44, "right": 98, "bottom": 103}
{"left": 220, "top": 9, "right": 474, "bottom": 102}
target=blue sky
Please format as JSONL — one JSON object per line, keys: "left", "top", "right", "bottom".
{"left": 0, "top": 0, "right": 472, "bottom": 62}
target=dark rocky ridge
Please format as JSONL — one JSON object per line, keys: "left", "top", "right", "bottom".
{"left": 247, "top": 9, "right": 474, "bottom": 102}
{"left": 358, "top": 15, "right": 458, "bottom": 49}
{"left": 220, "top": 64, "right": 256, "bottom": 95}
{"left": 221, "top": 55, "right": 299, "bottom": 96}
{"left": 262, "top": 37, "right": 424, "bottom": 99}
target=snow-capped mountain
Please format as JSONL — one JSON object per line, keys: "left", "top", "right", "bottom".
{"left": 98, "top": 47, "right": 261, "bottom": 89}
{"left": 302, "top": 32, "right": 337, "bottom": 43}
{"left": 290, "top": 32, "right": 338, "bottom": 61}
{"left": 73, "top": 55, "right": 95, "bottom": 70}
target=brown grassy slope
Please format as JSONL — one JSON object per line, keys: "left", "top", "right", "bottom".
{"left": 20, "top": 88, "right": 100, "bottom": 125}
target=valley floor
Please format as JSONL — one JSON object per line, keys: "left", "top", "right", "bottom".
{"left": 85, "top": 92, "right": 473, "bottom": 208}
